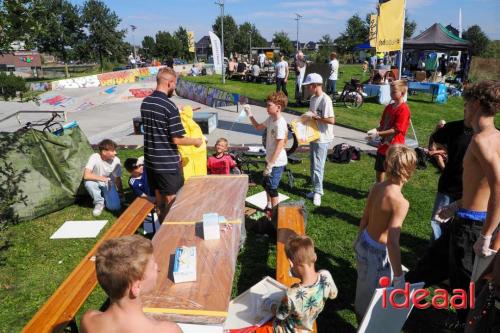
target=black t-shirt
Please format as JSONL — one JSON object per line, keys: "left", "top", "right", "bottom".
{"left": 431, "top": 120, "right": 473, "bottom": 199}
{"left": 141, "top": 90, "right": 186, "bottom": 174}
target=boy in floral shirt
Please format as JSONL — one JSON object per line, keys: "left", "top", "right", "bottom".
{"left": 270, "top": 236, "right": 337, "bottom": 332}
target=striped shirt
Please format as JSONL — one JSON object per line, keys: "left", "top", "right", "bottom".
{"left": 141, "top": 90, "right": 186, "bottom": 173}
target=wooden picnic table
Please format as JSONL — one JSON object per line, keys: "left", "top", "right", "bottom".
{"left": 142, "top": 175, "right": 249, "bottom": 325}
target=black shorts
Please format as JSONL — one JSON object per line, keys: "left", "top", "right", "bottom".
{"left": 146, "top": 168, "right": 184, "bottom": 196}
{"left": 374, "top": 153, "right": 386, "bottom": 172}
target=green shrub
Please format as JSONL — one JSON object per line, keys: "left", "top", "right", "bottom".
{"left": 0, "top": 72, "right": 28, "bottom": 101}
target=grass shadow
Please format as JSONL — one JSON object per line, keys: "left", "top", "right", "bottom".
{"left": 312, "top": 206, "right": 360, "bottom": 227}
{"left": 292, "top": 172, "right": 368, "bottom": 200}
{"left": 315, "top": 248, "right": 358, "bottom": 333}
{"left": 236, "top": 229, "right": 274, "bottom": 295}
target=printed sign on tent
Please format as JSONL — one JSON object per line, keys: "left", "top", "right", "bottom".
{"left": 369, "top": 14, "right": 378, "bottom": 47}
{"left": 188, "top": 31, "right": 195, "bottom": 53}
{"left": 376, "top": 0, "right": 405, "bottom": 52}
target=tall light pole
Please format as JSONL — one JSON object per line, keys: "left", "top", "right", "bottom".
{"left": 249, "top": 29, "right": 252, "bottom": 60}
{"left": 130, "top": 25, "right": 137, "bottom": 67}
{"left": 294, "top": 13, "right": 303, "bottom": 52}
{"left": 215, "top": 0, "right": 225, "bottom": 84}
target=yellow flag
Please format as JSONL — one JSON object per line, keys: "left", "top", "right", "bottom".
{"left": 188, "top": 31, "right": 195, "bottom": 53}
{"left": 376, "top": 0, "right": 405, "bottom": 52}
{"left": 369, "top": 14, "right": 377, "bottom": 47}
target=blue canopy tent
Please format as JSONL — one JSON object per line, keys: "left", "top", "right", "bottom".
{"left": 353, "top": 42, "right": 373, "bottom": 51}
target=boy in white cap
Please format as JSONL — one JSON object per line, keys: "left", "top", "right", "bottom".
{"left": 302, "top": 73, "right": 336, "bottom": 206}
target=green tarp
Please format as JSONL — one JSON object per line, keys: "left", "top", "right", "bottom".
{"left": 1, "top": 126, "right": 93, "bottom": 221}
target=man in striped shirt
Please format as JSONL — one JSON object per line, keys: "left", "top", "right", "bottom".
{"left": 141, "top": 67, "right": 202, "bottom": 221}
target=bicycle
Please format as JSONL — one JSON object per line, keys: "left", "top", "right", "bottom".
{"left": 331, "top": 78, "right": 364, "bottom": 109}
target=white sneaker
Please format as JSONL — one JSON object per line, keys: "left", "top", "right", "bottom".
{"left": 92, "top": 203, "right": 104, "bottom": 217}
{"left": 313, "top": 193, "right": 321, "bottom": 206}
{"left": 306, "top": 192, "right": 315, "bottom": 199}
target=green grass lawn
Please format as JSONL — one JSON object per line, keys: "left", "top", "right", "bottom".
{"left": 184, "top": 65, "right": 499, "bottom": 145}
{"left": 1, "top": 147, "right": 450, "bottom": 332}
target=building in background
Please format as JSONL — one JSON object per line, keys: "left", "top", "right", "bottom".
{"left": 0, "top": 42, "right": 42, "bottom": 78}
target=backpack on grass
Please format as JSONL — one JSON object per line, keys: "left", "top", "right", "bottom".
{"left": 329, "top": 143, "right": 361, "bottom": 164}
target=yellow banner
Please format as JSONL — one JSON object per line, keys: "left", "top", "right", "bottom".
{"left": 376, "top": 0, "right": 404, "bottom": 52}
{"left": 369, "top": 14, "right": 377, "bottom": 47}
{"left": 188, "top": 31, "right": 195, "bottom": 53}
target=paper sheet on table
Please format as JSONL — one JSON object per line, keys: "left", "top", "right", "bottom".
{"left": 50, "top": 220, "right": 108, "bottom": 239}
{"left": 358, "top": 282, "right": 424, "bottom": 333}
{"left": 178, "top": 323, "right": 223, "bottom": 333}
{"left": 245, "top": 191, "right": 289, "bottom": 210}
{"left": 471, "top": 252, "right": 497, "bottom": 282}
{"left": 224, "top": 276, "right": 287, "bottom": 330}
{"left": 291, "top": 118, "right": 320, "bottom": 145}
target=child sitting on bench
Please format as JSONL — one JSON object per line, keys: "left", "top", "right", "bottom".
{"left": 259, "top": 235, "right": 338, "bottom": 332}
{"left": 207, "top": 138, "right": 237, "bottom": 175}
{"left": 354, "top": 144, "right": 417, "bottom": 322}
{"left": 124, "top": 156, "right": 154, "bottom": 201}
{"left": 81, "top": 235, "right": 181, "bottom": 333}
{"left": 124, "top": 157, "right": 159, "bottom": 234}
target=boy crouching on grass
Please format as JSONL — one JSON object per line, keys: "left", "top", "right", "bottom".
{"left": 245, "top": 92, "right": 288, "bottom": 214}
{"left": 257, "top": 236, "right": 338, "bottom": 332}
{"left": 354, "top": 145, "right": 417, "bottom": 321}
{"left": 81, "top": 235, "right": 181, "bottom": 333}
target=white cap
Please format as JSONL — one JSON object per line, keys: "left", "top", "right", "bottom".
{"left": 302, "top": 73, "right": 323, "bottom": 85}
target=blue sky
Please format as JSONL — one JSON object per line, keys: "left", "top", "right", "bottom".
{"left": 72, "top": 0, "right": 499, "bottom": 44}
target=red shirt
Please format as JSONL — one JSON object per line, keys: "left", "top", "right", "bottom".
{"left": 207, "top": 154, "right": 236, "bottom": 175}
{"left": 377, "top": 102, "right": 411, "bottom": 156}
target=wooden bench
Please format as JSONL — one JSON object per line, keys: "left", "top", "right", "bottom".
{"left": 22, "top": 197, "right": 155, "bottom": 333}
{"left": 276, "top": 204, "right": 317, "bottom": 333}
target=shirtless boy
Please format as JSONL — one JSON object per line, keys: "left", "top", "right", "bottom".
{"left": 354, "top": 145, "right": 417, "bottom": 321}
{"left": 81, "top": 235, "right": 181, "bottom": 333}
{"left": 437, "top": 80, "right": 500, "bottom": 325}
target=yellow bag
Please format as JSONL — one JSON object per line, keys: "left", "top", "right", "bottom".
{"left": 178, "top": 105, "right": 207, "bottom": 180}
{"left": 290, "top": 118, "right": 320, "bottom": 145}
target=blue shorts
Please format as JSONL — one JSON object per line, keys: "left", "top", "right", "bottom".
{"left": 264, "top": 166, "right": 285, "bottom": 198}
{"left": 456, "top": 208, "right": 487, "bottom": 222}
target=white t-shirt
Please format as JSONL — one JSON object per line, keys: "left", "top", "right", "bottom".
{"left": 85, "top": 153, "right": 122, "bottom": 180}
{"left": 328, "top": 59, "right": 339, "bottom": 80}
{"left": 252, "top": 64, "right": 260, "bottom": 76}
{"left": 259, "top": 53, "right": 266, "bottom": 63}
{"left": 275, "top": 60, "right": 288, "bottom": 79}
{"left": 264, "top": 116, "right": 288, "bottom": 167}
{"left": 309, "top": 93, "right": 335, "bottom": 143}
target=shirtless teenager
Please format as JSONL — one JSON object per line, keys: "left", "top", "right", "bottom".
{"left": 81, "top": 235, "right": 182, "bottom": 333}
{"left": 354, "top": 145, "right": 417, "bottom": 321}
{"left": 436, "top": 80, "right": 500, "bottom": 326}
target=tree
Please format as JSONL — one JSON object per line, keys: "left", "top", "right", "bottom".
{"left": 316, "top": 34, "right": 335, "bottom": 64}
{"left": 155, "top": 31, "right": 180, "bottom": 61}
{"left": 0, "top": 0, "right": 42, "bottom": 52}
{"left": 463, "top": 25, "right": 490, "bottom": 56}
{"left": 404, "top": 16, "right": 417, "bottom": 39}
{"left": 483, "top": 40, "right": 500, "bottom": 59}
{"left": 212, "top": 15, "right": 238, "bottom": 56}
{"left": 174, "top": 26, "right": 191, "bottom": 61}
{"left": 81, "top": 0, "right": 126, "bottom": 71}
{"left": 140, "top": 35, "right": 156, "bottom": 60}
{"left": 235, "top": 22, "right": 266, "bottom": 55}
{"left": 335, "top": 14, "right": 368, "bottom": 54}
{"left": 272, "top": 31, "right": 294, "bottom": 57}
{"left": 33, "top": 0, "right": 85, "bottom": 76}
